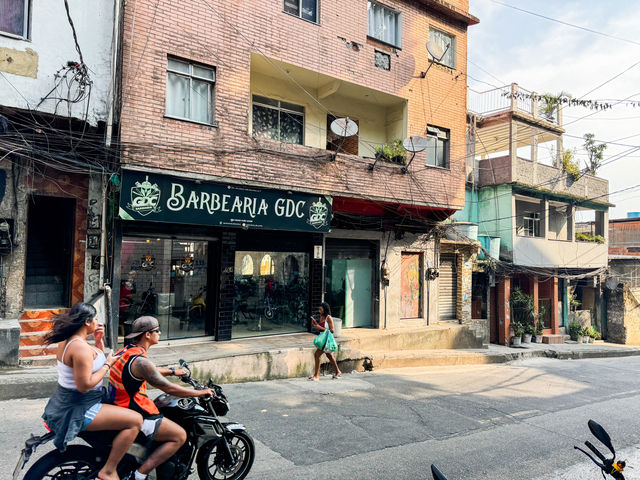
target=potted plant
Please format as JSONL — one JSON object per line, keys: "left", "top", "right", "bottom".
{"left": 568, "top": 322, "right": 582, "bottom": 342}
{"left": 511, "top": 321, "right": 524, "bottom": 346}
{"left": 533, "top": 305, "right": 546, "bottom": 342}
{"left": 580, "top": 327, "right": 590, "bottom": 343}
{"left": 374, "top": 139, "right": 407, "bottom": 165}
{"left": 523, "top": 323, "right": 534, "bottom": 343}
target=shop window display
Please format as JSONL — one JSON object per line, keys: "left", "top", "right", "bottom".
{"left": 119, "top": 237, "right": 209, "bottom": 341}
{"left": 232, "top": 251, "right": 309, "bottom": 338}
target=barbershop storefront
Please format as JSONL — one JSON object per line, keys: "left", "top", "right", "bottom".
{"left": 114, "top": 170, "right": 331, "bottom": 342}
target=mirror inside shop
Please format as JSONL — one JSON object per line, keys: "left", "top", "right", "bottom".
{"left": 119, "top": 237, "right": 210, "bottom": 341}
{"left": 232, "top": 251, "right": 309, "bottom": 338}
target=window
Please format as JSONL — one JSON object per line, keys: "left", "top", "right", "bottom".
{"left": 283, "top": 0, "right": 318, "bottom": 23}
{"left": 0, "top": 0, "right": 29, "bottom": 39}
{"left": 367, "top": 1, "right": 401, "bottom": 48}
{"left": 523, "top": 212, "right": 541, "bottom": 237}
{"left": 166, "top": 57, "right": 215, "bottom": 125}
{"left": 429, "top": 28, "right": 456, "bottom": 69}
{"left": 425, "top": 126, "right": 449, "bottom": 168}
{"left": 252, "top": 95, "right": 304, "bottom": 145}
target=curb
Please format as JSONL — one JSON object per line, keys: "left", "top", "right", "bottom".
{"left": 2, "top": 347, "right": 640, "bottom": 401}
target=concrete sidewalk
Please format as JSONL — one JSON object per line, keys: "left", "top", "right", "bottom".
{"left": 2, "top": 330, "right": 640, "bottom": 400}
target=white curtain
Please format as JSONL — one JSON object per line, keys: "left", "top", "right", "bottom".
{"left": 368, "top": 2, "right": 397, "bottom": 46}
{"left": 431, "top": 30, "right": 455, "bottom": 68}
{"left": 191, "top": 79, "right": 211, "bottom": 124}
{"left": 166, "top": 73, "right": 189, "bottom": 119}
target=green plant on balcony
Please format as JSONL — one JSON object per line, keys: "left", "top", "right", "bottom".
{"left": 575, "top": 232, "right": 605, "bottom": 244}
{"left": 540, "top": 91, "right": 570, "bottom": 121}
{"left": 375, "top": 139, "right": 407, "bottom": 165}
{"left": 561, "top": 149, "right": 580, "bottom": 180}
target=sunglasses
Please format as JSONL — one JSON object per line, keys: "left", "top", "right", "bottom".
{"left": 148, "top": 329, "right": 161, "bottom": 335}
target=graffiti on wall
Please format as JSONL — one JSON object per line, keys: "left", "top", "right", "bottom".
{"left": 401, "top": 253, "right": 421, "bottom": 318}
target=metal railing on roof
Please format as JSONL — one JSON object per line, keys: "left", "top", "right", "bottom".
{"left": 468, "top": 83, "right": 559, "bottom": 125}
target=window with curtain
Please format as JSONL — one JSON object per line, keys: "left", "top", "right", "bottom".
{"left": 425, "top": 126, "right": 449, "bottom": 168}
{"left": 283, "top": 0, "right": 318, "bottom": 23}
{"left": 367, "top": 2, "right": 401, "bottom": 48}
{"left": 428, "top": 28, "right": 456, "bottom": 69}
{"left": 252, "top": 95, "right": 304, "bottom": 145}
{"left": 0, "top": 0, "right": 29, "bottom": 38}
{"left": 166, "top": 57, "right": 215, "bottom": 125}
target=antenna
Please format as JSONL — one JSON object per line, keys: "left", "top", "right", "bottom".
{"left": 401, "top": 136, "right": 428, "bottom": 173}
{"left": 419, "top": 41, "right": 450, "bottom": 78}
{"left": 329, "top": 117, "right": 358, "bottom": 161}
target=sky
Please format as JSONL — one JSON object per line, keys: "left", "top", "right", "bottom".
{"left": 466, "top": 0, "right": 640, "bottom": 220}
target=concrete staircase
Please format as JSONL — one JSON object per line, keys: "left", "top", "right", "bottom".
{"left": 337, "top": 322, "right": 487, "bottom": 371}
{"left": 18, "top": 309, "right": 64, "bottom": 366}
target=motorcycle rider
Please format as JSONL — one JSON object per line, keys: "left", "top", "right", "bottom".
{"left": 107, "top": 316, "right": 213, "bottom": 480}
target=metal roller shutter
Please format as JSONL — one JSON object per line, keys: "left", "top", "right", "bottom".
{"left": 325, "top": 239, "right": 376, "bottom": 259}
{"left": 439, "top": 254, "right": 457, "bottom": 320}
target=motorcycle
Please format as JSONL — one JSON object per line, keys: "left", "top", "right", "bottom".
{"left": 575, "top": 419, "right": 627, "bottom": 479}
{"left": 14, "top": 360, "right": 255, "bottom": 480}
{"left": 430, "top": 420, "right": 627, "bottom": 479}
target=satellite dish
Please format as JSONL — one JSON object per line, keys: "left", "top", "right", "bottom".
{"left": 426, "top": 41, "right": 447, "bottom": 61}
{"left": 403, "top": 136, "right": 428, "bottom": 153}
{"left": 330, "top": 117, "right": 358, "bottom": 137}
{"left": 605, "top": 276, "right": 620, "bottom": 290}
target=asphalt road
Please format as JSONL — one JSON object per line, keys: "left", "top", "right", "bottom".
{"left": 4, "top": 356, "right": 640, "bottom": 479}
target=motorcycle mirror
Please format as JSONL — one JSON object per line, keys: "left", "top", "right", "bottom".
{"left": 431, "top": 464, "right": 448, "bottom": 480}
{"left": 589, "top": 420, "right": 615, "bottom": 456}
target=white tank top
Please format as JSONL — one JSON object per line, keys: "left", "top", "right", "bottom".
{"left": 57, "top": 338, "right": 106, "bottom": 391}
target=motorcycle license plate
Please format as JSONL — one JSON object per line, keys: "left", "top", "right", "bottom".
{"left": 12, "top": 449, "right": 28, "bottom": 480}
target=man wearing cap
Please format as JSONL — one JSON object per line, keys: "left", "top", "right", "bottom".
{"left": 108, "top": 316, "right": 213, "bottom": 480}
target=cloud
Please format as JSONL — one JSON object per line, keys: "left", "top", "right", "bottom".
{"left": 467, "top": 0, "right": 640, "bottom": 217}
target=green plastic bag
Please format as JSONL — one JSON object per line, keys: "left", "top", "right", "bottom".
{"left": 313, "top": 329, "right": 338, "bottom": 353}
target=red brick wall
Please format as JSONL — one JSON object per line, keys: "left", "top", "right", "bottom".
{"left": 609, "top": 220, "right": 640, "bottom": 256}
{"left": 118, "top": 0, "right": 473, "bottom": 210}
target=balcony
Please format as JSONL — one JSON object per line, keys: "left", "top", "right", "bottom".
{"left": 478, "top": 156, "right": 610, "bottom": 204}
{"left": 513, "top": 236, "right": 608, "bottom": 269}
{"left": 469, "top": 83, "right": 563, "bottom": 126}
{"left": 250, "top": 54, "right": 407, "bottom": 159}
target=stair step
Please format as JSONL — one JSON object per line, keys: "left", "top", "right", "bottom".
{"left": 20, "top": 344, "right": 57, "bottom": 358}
{"left": 19, "top": 354, "right": 57, "bottom": 367}
{"left": 20, "top": 331, "right": 54, "bottom": 347}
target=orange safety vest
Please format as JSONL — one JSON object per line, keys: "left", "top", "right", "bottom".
{"left": 107, "top": 345, "right": 159, "bottom": 417}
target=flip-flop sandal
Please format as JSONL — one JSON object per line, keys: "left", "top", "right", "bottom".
{"left": 332, "top": 374, "right": 342, "bottom": 379}
{"left": 307, "top": 376, "right": 319, "bottom": 381}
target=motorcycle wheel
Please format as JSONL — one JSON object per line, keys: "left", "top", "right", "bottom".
{"left": 196, "top": 431, "right": 255, "bottom": 480}
{"left": 23, "top": 445, "right": 101, "bottom": 480}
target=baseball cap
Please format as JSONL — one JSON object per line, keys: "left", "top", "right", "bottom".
{"left": 125, "top": 316, "right": 160, "bottom": 339}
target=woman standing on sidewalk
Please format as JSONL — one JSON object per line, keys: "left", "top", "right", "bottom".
{"left": 309, "top": 302, "right": 342, "bottom": 381}
{"left": 42, "top": 302, "right": 142, "bottom": 480}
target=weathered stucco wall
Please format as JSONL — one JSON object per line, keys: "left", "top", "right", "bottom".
{"left": 0, "top": 0, "right": 114, "bottom": 125}
{"left": 606, "top": 287, "right": 640, "bottom": 345}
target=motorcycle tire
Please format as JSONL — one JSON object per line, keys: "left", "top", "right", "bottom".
{"left": 196, "top": 431, "right": 255, "bottom": 480}
{"left": 23, "top": 445, "right": 102, "bottom": 480}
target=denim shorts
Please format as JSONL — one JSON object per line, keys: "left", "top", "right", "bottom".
{"left": 82, "top": 402, "right": 103, "bottom": 431}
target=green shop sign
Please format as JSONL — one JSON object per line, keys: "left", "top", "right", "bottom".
{"left": 119, "top": 171, "right": 332, "bottom": 233}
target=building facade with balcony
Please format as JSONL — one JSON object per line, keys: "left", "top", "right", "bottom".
{"left": 111, "top": 0, "right": 480, "bottom": 345}
{"left": 454, "top": 83, "right": 610, "bottom": 345}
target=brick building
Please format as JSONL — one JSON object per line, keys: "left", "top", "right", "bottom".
{"left": 111, "top": 0, "right": 480, "bottom": 344}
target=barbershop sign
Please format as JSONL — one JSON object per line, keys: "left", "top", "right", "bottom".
{"left": 119, "top": 171, "right": 331, "bottom": 233}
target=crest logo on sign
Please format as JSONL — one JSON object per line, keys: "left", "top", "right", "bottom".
{"left": 307, "top": 198, "right": 329, "bottom": 229}
{"left": 128, "top": 176, "right": 161, "bottom": 216}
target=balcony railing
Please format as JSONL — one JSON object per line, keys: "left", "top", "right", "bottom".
{"left": 478, "top": 156, "right": 609, "bottom": 203}
{"left": 468, "top": 83, "right": 559, "bottom": 125}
